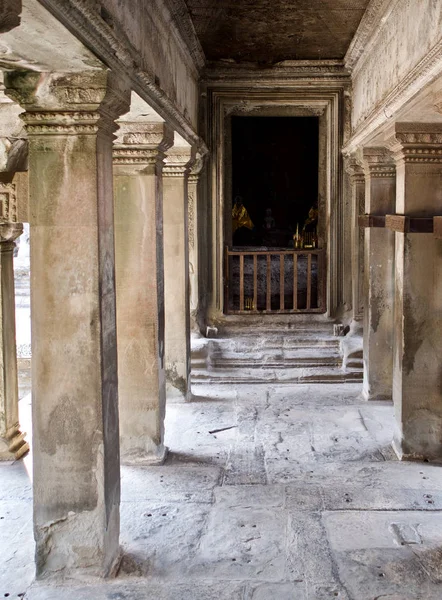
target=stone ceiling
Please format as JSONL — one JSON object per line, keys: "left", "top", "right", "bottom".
{"left": 184, "top": 0, "right": 371, "bottom": 64}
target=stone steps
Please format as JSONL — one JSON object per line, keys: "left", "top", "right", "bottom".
{"left": 192, "top": 367, "right": 363, "bottom": 384}
{"left": 191, "top": 324, "right": 363, "bottom": 385}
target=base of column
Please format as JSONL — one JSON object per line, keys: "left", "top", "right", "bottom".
{"left": 361, "top": 388, "right": 392, "bottom": 402}
{"left": 121, "top": 444, "right": 168, "bottom": 466}
{"left": 35, "top": 503, "right": 121, "bottom": 580}
{"left": 392, "top": 435, "right": 442, "bottom": 463}
{"left": 166, "top": 378, "right": 191, "bottom": 402}
{"left": 0, "top": 425, "right": 29, "bottom": 461}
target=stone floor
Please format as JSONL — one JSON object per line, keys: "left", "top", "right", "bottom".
{"left": 3, "top": 383, "right": 442, "bottom": 599}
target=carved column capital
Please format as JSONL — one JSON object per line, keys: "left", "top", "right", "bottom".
{"left": 362, "top": 147, "right": 396, "bottom": 178}
{"left": 0, "top": 222, "right": 23, "bottom": 248}
{"left": 345, "top": 155, "right": 365, "bottom": 183}
{"left": 113, "top": 122, "right": 174, "bottom": 171}
{"left": 188, "top": 153, "right": 205, "bottom": 184}
{"left": 163, "top": 146, "right": 195, "bottom": 178}
{"left": 4, "top": 70, "right": 130, "bottom": 139}
{"left": 385, "top": 123, "right": 442, "bottom": 164}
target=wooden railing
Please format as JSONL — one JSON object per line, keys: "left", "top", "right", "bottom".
{"left": 224, "top": 247, "right": 325, "bottom": 314}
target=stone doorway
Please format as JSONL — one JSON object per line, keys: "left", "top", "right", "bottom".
{"left": 225, "top": 116, "right": 325, "bottom": 315}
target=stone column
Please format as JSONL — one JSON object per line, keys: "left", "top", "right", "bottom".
{"left": 387, "top": 123, "right": 442, "bottom": 460}
{"left": 163, "top": 143, "right": 195, "bottom": 400}
{"left": 346, "top": 157, "right": 365, "bottom": 324}
{"left": 0, "top": 221, "right": 29, "bottom": 460}
{"left": 361, "top": 148, "right": 396, "bottom": 401}
{"left": 113, "top": 121, "right": 173, "bottom": 464}
{"left": 188, "top": 154, "right": 204, "bottom": 334}
{"left": 5, "top": 70, "right": 130, "bottom": 578}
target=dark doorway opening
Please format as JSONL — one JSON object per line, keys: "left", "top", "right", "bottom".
{"left": 231, "top": 116, "right": 319, "bottom": 248}
{"left": 226, "top": 116, "right": 324, "bottom": 314}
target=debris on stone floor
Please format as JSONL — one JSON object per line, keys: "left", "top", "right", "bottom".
{"left": 3, "top": 382, "right": 442, "bottom": 599}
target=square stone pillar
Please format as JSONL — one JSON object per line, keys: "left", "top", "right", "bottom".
{"left": 5, "top": 70, "right": 130, "bottom": 578}
{"left": 188, "top": 155, "right": 204, "bottom": 334}
{"left": 361, "top": 148, "right": 396, "bottom": 401}
{"left": 0, "top": 222, "right": 29, "bottom": 460}
{"left": 387, "top": 123, "right": 442, "bottom": 460}
{"left": 346, "top": 157, "right": 365, "bottom": 324}
{"left": 163, "top": 143, "right": 195, "bottom": 400}
{"left": 113, "top": 120, "right": 173, "bottom": 464}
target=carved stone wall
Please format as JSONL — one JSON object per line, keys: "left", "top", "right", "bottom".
{"left": 346, "top": 0, "right": 442, "bottom": 147}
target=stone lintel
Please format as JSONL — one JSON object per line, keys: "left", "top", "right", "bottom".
{"left": 385, "top": 215, "right": 434, "bottom": 234}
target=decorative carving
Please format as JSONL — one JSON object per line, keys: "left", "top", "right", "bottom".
{"left": 345, "top": 156, "right": 365, "bottom": 183}
{"left": 345, "top": 38, "right": 442, "bottom": 153}
{"left": 113, "top": 122, "right": 173, "bottom": 169}
{"left": 204, "top": 60, "right": 349, "bottom": 83}
{"left": 163, "top": 149, "right": 194, "bottom": 177}
{"left": 162, "top": 0, "right": 205, "bottom": 70}
{"left": 162, "top": 165, "right": 189, "bottom": 177}
{"left": 115, "top": 122, "right": 174, "bottom": 151}
{"left": 5, "top": 71, "right": 131, "bottom": 138}
{"left": 112, "top": 148, "right": 162, "bottom": 165}
{"left": 22, "top": 111, "right": 100, "bottom": 135}
{"left": 345, "top": 0, "right": 397, "bottom": 72}
{"left": 36, "top": 0, "right": 207, "bottom": 155}
{"left": 188, "top": 153, "right": 205, "bottom": 184}
{"left": 385, "top": 124, "right": 442, "bottom": 164}
{"left": 188, "top": 190, "right": 195, "bottom": 248}
{"left": 0, "top": 182, "right": 17, "bottom": 223}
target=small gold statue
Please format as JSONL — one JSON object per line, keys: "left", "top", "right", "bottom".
{"left": 232, "top": 196, "right": 254, "bottom": 234}
{"left": 293, "top": 223, "right": 303, "bottom": 249}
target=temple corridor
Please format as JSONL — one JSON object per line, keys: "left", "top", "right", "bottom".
{"left": 2, "top": 1, "right": 442, "bottom": 598}
{"left": 3, "top": 378, "right": 442, "bottom": 599}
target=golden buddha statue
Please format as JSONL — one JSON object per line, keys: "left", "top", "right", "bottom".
{"left": 232, "top": 196, "right": 254, "bottom": 234}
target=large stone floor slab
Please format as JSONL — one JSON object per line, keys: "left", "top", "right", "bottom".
{"left": 3, "top": 381, "right": 442, "bottom": 599}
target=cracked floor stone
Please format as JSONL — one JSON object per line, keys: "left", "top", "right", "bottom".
{"left": 3, "top": 382, "right": 442, "bottom": 599}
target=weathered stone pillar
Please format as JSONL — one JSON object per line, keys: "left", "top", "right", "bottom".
{"left": 0, "top": 221, "right": 29, "bottom": 460}
{"left": 113, "top": 119, "right": 173, "bottom": 464}
{"left": 361, "top": 148, "right": 396, "bottom": 401}
{"left": 386, "top": 123, "right": 442, "bottom": 460}
{"left": 163, "top": 141, "right": 195, "bottom": 400}
{"left": 5, "top": 70, "right": 130, "bottom": 578}
{"left": 346, "top": 157, "right": 365, "bottom": 324}
{"left": 188, "top": 154, "right": 204, "bottom": 334}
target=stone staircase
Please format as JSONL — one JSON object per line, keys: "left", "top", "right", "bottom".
{"left": 191, "top": 322, "right": 363, "bottom": 385}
